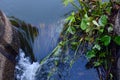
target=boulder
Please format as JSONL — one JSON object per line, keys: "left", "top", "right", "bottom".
{"left": 117, "top": 58, "right": 120, "bottom": 80}
{"left": 0, "top": 10, "right": 19, "bottom": 80}
{"left": 114, "top": 9, "right": 120, "bottom": 80}
{"left": 114, "top": 10, "right": 120, "bottom": 35}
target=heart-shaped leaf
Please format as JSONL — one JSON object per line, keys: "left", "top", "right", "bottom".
{"left": 101, "top": 35, "right": 111, "bottom": 46}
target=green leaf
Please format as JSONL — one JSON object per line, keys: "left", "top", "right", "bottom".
{"left": 63, "top": 0, "right": 74, "bottom": 6}
{"left": 70, "top": 60, "right": 74, "bottom": 67}
{"left": 94, "top": 61, "right": 101, "bottom": 67}
{"left": 85, "top": 37, "right": 90, "bottom": 41}
{"left": 54, "top": 60, "right": 58, "bottom": 66}
{"left": 108, "top": 27, "right": 113, "bottom": 33}
{"left": 99, "top": 29, "right": 104, "bottom": 33}
{"left": 86, "top": 50, "right": 96, "bottom": 60}
{"left": 99, "top": 52, "right": 106, "bottom": 58}
{"left": 114, "top": 36, "right": 120, "bottom": 45}
{"left": 101, "top": 35, "right": 111, "bottom": 46}
{"left": 71, "top": 41, "right": 78, "bottom": 50}
{"left": 92, "top": 20, "right": 100, "bottom": 27}
{"left": 100, "top": 2, "right": 107, "bottom": 8}
{"left": 80, "top": 19, "right": 87, "bottom": 30}
{"left": 59, "top": 41, "right": 65, "bottom": 46}
{"left": 85, "top": 27, "right": 91, "bottom": 33}
{"left": 110, "top": 73, "right": 113, "bottom": 79}
{"left": 93, "top": 44, "right": 101, "bottom": 50}
{"left": 66, "top": 12, "right": 75, "bottom": 25}
{"left": 71, "top": 42, "right": 78, "bottom": 46}
{"left": 84, "top": 13, "right": 89, "bottom": 18}
{"left": 67, "top": 26, "right": 76, "bottom": 34}
{"left": 98, "top": 15, "right": 108, "bottom": 27}
{"left": 106, "top": 7, "right": 111, "bottom": 14}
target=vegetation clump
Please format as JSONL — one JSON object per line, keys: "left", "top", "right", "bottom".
{"left": 61, "top": 0, "right": 120, "bottom": 79}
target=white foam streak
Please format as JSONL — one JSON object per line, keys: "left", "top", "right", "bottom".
{"left": 16, "top": 50, "right": 39, "bottom": 80}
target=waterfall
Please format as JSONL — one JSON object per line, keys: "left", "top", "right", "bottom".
{"left": 15, "top": 19, "right": 67, "bottom": 80}
{"left": 15, "top": 49, "right": 39, "bottom": 80}
{"left": 15, "top": 45, "right": 71, "bottom": 80}
{"left": 15, "top": 19, "right": 99, "bottom": 80}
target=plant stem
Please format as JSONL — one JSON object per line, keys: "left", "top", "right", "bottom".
{"left": 71, "top": 2, "right": 80, "bottom": 11}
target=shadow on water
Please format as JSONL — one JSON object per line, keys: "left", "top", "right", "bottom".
{"left": 0, "top": 0, "right": 101, "bottom": 80}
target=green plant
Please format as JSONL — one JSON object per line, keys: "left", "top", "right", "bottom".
{"left": 62, "top": 0, "right": 120, "bottom": 79}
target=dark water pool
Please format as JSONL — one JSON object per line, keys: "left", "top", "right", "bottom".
{"left": 0, "top": 0, "right": 100, "bottom": 80}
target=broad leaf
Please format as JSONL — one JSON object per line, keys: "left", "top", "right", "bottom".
{"left": 84, "top": 13, "right": 89, "bottom": 18}
{"left": 93, "top": 44, "right": 101, "bottom": 50}
{"left": 92, "top": 20, "right": 100, "bottom": 27}
{"left": 67, "top": 26, "right": 76, "bottom": 34}
{"left": 80, "top": 18, "right": 87, "bottom": 30}
{"left": 86, "top": 50, "right": 96, "bottom": 60}
{"left": 101, "top": 35, "right": 111, "bottom": 46}
{"left": 98, "top": 15, "right": 108, "bottom": 27}
{"left": 94, "top": 61, "right": 101, "bottom": 67}
{"left": 66, "top": 12, "right": 75, "bottom": 25}
{"left": 108, "top": 27, "right": 113, "bottom": 33}
{"left": 63, "top": 0, "right": 74, "bottom": 6}
{"left": 106, "top": 7, "right": 111, "bottom": 14}
{"left": 99, "top": 29, "right": 104, "bottom": 33}
{"left": 114, "top": 36, "right": 120, "bottom": 45}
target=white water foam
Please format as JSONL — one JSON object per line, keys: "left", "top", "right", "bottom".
{"left": 15, "top": 49, "right": 39, "bottom": 80}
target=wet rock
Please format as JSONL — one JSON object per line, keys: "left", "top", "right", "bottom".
{"left": 114, "top": 10, "right": 120, "bottom": 35}
{"left": 117, "top": 58, "right": 120, "bottom": 80}
{"left": 114, "top": 9, "right": 120, "bottom": 80}
{"left": 0, "top": 10, "right": 19, "bottom": 80}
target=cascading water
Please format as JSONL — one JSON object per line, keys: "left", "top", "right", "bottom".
{"left": 15, "top": 19, "right": 71, "bottom": 80}
{"left": 15, "top": 18, "right": 99, "bottom": 80}
{"left": 15, "top": 49, "right": 39, "bottom": 80}
{"left": 16, "top": 45, "right": 70, "bottom": 80}
{"left": 33, "top": 19, "right": 65, "bottom": 61}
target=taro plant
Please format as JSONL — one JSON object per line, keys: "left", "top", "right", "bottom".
{"left": 62, "top": 0, "right": 120, "bottom": 79}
